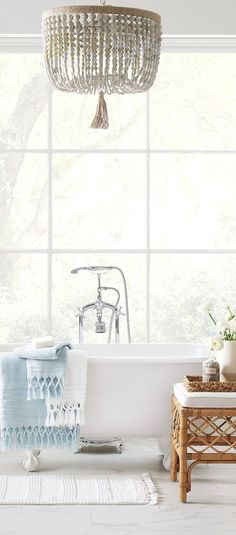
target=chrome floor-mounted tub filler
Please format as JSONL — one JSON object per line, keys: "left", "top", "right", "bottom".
{"left": 71, "top": 266, "right": 131, "bottom": 344}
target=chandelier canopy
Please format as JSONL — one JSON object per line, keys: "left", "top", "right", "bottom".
{"left": 42, "top": 2, "right": 162, "bottom": 128}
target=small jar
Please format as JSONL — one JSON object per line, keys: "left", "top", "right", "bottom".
{"left": 202, "top": 350, "right": 220, "bottom": 382}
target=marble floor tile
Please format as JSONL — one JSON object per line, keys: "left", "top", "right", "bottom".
{"left": 0, "top": 516, "right": 22, "bottom": 534}
{"left": 0, "top": 440, "right": 235, "bottom": 534}
{"left": 19, "top": 512, "right": 92, "bottom": 535}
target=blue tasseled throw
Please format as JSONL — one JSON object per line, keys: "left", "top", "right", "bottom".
{"left": 0, "top": 352, "right": 79, "bottom": 451}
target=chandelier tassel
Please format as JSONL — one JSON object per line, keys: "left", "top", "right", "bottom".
{"left": 90, "top": 91, "right": 109, "bottom": 130}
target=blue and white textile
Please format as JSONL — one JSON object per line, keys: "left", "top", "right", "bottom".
{"left": 0, "top": 352, "right": 79, "bottom": 451}
{"left": 46, "top": 350, "right": 87, "bottom": 427}
{"left": 14, "top": 342, "right": 72, "bottom": 400}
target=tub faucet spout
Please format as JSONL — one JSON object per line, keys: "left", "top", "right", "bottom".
{"left": 71, "top": 266, "right": 131, "bottom": 344}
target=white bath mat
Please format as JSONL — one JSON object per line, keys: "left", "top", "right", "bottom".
{"left": 0, "top": 473, "right": 158, "bottom": 505}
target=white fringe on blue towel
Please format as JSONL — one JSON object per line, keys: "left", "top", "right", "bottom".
{"left": 14, "top": 342, "right": 72, "bottom": 401}
{"left": 27, "top": 376, "right": 65, "bottom": 401}
{"left": 0, "top": 352, "right": 79, "bottom": 451}
{"left": 0, "top": 425, "right": 80, "bottom": 451}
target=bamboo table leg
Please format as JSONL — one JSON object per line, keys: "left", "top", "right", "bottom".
{"left": 179, "top": 409, "right": 188, "bottom": 503}
{"left": 170, "top": 441, "right": 179, "bottom": 482}
{"left": 171, "top": 396, "right": 180, "bottom": 482}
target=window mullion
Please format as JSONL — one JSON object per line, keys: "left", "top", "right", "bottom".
{"left": 47, "top": 84, "right": 53, "bottom": 335}
{"left": 146, "top": 91, "right": 151, "bottom": 343}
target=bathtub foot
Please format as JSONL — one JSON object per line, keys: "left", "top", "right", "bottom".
{"left": 23, "top": 449, "right": 40, "bottom": 472}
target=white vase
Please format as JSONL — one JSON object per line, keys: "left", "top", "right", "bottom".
{"left": 217, "top": 341, "right": 236, "bottom": 381}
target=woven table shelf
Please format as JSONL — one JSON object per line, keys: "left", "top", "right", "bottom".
{"left": 183, "top": 375, "right": 236, "bottom": 392}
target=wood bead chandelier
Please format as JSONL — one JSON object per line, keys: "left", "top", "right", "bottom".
{"left": 42, "top": 1, "right": 162, "bottom": 129}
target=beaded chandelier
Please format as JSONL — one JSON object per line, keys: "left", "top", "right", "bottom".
{"left": 42, "top": 1, "right": 162, "bottom": 129}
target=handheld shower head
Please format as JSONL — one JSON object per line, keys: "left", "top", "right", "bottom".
{"left": 71, "top": 266, "right": 113, "bottom": 275}
{"left": 71, "top": 266, "right": 89, "bottom": 274}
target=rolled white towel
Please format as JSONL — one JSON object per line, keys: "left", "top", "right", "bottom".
{"left": 32, "top": 336, "right": 55, "bottom": 349}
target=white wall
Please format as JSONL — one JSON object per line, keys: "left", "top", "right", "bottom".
{"left": 0, "top": 0, "right": 235, "bottom": 35}
{"left": 83, "top": 360, "right": 202, "bottom": 438}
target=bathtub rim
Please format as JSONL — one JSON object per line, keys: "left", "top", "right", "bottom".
{"left": 0, "top": 342, "right": 208, "bottom": 364}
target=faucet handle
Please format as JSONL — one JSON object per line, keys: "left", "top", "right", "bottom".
{"left": 75, "top": 307, "right": 85, "bottom": 318}
{"left": 117, "top": 306, "right": 125, "bottom": 317}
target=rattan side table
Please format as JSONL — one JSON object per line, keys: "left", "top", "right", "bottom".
{"left": 171, "top": 394, "right": 236, "bottom": 502}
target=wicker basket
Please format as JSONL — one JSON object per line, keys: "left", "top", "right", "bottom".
{"left": 183, "top": 375, "right": 236, "bottom": 392}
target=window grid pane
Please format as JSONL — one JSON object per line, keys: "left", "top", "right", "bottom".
{"left": 0, "top": 49, "right": 235, "bottom": 343}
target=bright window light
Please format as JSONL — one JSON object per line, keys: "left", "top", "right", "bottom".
{"left": 0, "top": 49, "right": 235, "bottom": 344}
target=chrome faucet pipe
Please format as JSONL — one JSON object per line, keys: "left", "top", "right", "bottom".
{"left": 100, "top": 287, "right": 120, "bottom": 343}
{"left": 110, "top": 267, "right": 131, "bottom": 344}
{"left": 71, "top": 265, "right": 131, "bottom": 343}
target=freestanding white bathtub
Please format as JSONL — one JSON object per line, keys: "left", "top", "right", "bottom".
{"left": 77, "top": 343, "right": 207, "bottom": 439}
{"left": 0, "top": 343, "right": 208, "bottom": 442}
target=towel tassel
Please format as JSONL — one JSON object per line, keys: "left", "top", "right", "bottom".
{"left": 90, "top": 91, "right": 109, "bottom": 129}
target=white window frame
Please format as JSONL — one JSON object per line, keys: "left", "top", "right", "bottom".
{"left": 0, "top": 34, "right": 236, "bottom": 344}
